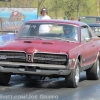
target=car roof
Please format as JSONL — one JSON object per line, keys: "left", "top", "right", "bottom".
{"left": 79, "top": 16, "right": 100, "bottom": 18}
{"left": 26, "top": 19, "right": 87, "bottom": 27}
{"left": 88, "top": 23, "right": 100, "bottom": 27}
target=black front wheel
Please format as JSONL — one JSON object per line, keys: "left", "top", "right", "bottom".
{"left": 0, "top": 73, "right": 11, "bottom": 85}
{"left": 65, "top": 60, "right": 80, "bottom": 88}
{"left": 86, "top": 58, "right": 100, "bottom": 80}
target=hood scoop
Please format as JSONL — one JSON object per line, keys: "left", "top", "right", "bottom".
{"left": 42, "top": 42, "right": 53, "bottom": 44}
{"left": 24, "top": 41, "right": 32, "bottom": 43}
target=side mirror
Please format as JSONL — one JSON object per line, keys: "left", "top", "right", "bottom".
{"left": 84, "top": 37, "right": 90, "bottom": 42}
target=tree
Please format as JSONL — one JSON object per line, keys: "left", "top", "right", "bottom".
{"left": 0, "top": 0, "right": 97, "bottom": 19}
{"left": 50, "top": 0, "right": 64, "bottom": 18}
{"left": 75, "top": 0, "right": 89, "bottom": 17}
{"left": 61, "top": 0, "right": 91, "bottom": 19}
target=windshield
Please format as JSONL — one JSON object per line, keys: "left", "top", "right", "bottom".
{"left": 16, "top": 22, "right": 79, "bottom": 42}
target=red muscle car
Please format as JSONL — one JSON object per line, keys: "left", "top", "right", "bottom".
{"left": 0, "top": 19, "right": 100, "bottom": 88}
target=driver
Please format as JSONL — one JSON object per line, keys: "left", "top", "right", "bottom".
{"left": 63, "top": 26, "right": 77, "bottom": 40}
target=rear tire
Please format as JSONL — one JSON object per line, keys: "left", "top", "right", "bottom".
{"left": 86, "top": 58, "right": 100, "bottom": 80}
{"left": 0, "top": 73, "right": 11, "bottom": 85}
{"left": 65, "top": 60, "right": 80, "bottom": 88}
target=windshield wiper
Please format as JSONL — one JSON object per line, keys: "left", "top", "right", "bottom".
{"left": 19, "top": 36, "right": 77, "bottom": 42}
{"left": 53, "top": 37, "right": 75, "bottom": 42}
{"left": 19, "top": 36, "right": 43, "bottom": 40}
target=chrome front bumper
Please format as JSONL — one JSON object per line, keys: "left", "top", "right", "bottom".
{"left": 0, "top": 61, "right": 71, "bottom": 75}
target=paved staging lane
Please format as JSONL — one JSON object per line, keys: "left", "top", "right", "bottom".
{"left": 0, "top": 72, "right": 100, "bottom": 100}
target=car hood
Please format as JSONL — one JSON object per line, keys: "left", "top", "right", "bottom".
{"left": 0, "top": 39, "right": 81, "bottom": 54}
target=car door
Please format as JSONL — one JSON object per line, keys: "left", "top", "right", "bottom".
{"left": 81, "top": 26, "right": 97, "bottom": 67}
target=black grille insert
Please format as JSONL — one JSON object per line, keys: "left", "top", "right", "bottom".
{"left": 33, "top": 53, "right": 68, "bottom": 65}
{"left": 0, "top": 51, "right": 26, "bottom": 62}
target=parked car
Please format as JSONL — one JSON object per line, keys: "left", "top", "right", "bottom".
{"left": 78, "top": 16, "right": 100, "bottom": 24}
{"left": 88, "top": 23, "right": 100, "bottom": 37}
{"left": 0, "top": 19, "right": 100, "bottom": 88}
{"left": 78, "top": 16, "right": 100, "bottom": 37}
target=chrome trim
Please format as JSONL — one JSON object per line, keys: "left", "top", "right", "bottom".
{"left": 0, "top": 55, "right": 7, "bottom": 59}
{"left": 26, "top": 54, "right": 33, "bottom": 62}
{"left": 0, "top": 50, "right": 26, "bottom": 53}
{"left": 33, "top": 51, "right": 68, "bottom": 55}
{"left": 0, "top": 66, "right": 71, "bottom": 75}
{"left": 0, "top": 61, "right": 67, "bottom": 69}
{"left": 0, "top": 55, "right": 26, "bottom": 59}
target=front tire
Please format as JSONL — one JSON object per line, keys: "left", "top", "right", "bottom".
{"left": 0, "top": 73, "right": 11, "bottom": 85}
{"left": 86, "top": 58, "right": 100, "bottom": 80}
{"left": 65, "top": 60, "right": 80, "bottom": 88}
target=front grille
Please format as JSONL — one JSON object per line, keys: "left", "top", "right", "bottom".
{"left": 33, "top": 53, "right": 68, "bottom": 65}
{"left": 0, "top": 51, "right": 26, "bottom": 62}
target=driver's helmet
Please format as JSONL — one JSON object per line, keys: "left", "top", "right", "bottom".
{"left": 63, "top": 25, "right": 74, "bottom": 35}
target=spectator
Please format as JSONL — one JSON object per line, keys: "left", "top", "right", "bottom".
{"left": 38, "top": 8, "right": 51, "bottom": 19}
{"left": 38, "top": 8, "right": 52, "bottom": 34}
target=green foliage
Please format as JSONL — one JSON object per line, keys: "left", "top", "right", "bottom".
{"left": 0, "top": 0, "right": 98, "bottom": 19}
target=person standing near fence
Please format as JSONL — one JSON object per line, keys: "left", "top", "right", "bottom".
{"left": 38, "top": 8, "right": 52, "bottom": 34}
{"left": 38, "top": 8, "right": 51, "bottom": 19}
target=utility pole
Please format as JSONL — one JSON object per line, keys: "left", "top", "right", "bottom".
{"left": 97, "top": 0, "right": 100, "bottom": 16}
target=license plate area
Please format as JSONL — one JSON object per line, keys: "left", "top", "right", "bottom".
{"left": 25, "top": 66, "right": 36, "bottom": 71}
